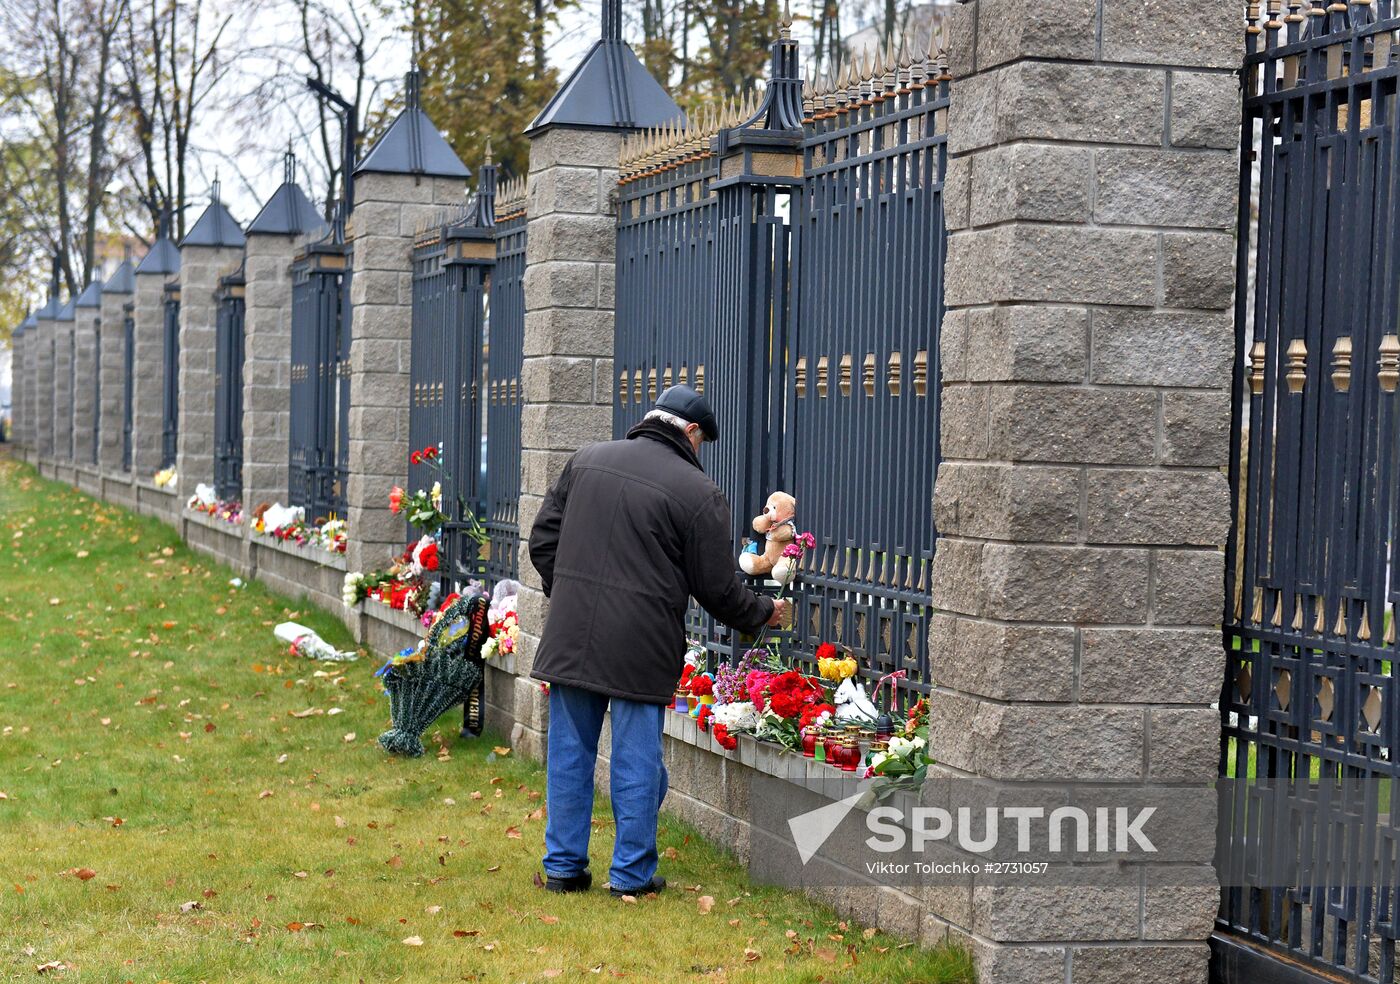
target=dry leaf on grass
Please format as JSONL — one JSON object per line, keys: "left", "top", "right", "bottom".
{"left": 452, "top": 929, "right": 480, "bottom": 938}
{"left": 402, "top": 936, "right": 423, "bottom": 946}
{"left": 697, "top": 896, "right": 714, "bottom": 914}
{"left": 425, "top": 905, "right": 442, "bottom": 915}
{"left": 492, "top": 746, "right": 511, "bottom": 756}
{"left": 36, "top": 960, "right": 68, "bottom": 974}
{"left": 744, "top": 948, "right": 762, "bottom": 963}
{"left": 68, "top": 868, "right": 96, "bottom": 881}
{"left": 179, "top": 901, "right": 202, "bottom": 913}
{"left": 538, "top": 915, "right": 559, "bottom": 925}
{"left": 505, "top": 826, "right": 521, "bottom": 839}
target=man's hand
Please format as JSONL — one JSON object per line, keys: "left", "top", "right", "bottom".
{"left": 767, "top": 598, "right": 790, "bottom": 628}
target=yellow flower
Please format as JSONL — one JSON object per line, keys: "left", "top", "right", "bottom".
{"left": 818, "top": 656, "right": 857, "bottom": 682}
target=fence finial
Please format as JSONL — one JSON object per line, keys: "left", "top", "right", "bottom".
{"left": 405, "top": 69, "right": 421, "bottom": 110}
{"left": 211, "top": 171, "right": 222, "bottom": 205}
{"left": 602, "top": 0, "right": 622, "bottom": 41}
{"left": 284, "top": 141, "right": 296, "bottom": 186}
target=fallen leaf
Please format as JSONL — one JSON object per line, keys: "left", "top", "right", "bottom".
{"left": 293, "top": 871, "right": 308, "bottom": 879}
{"left": 863, "top": 927, "right": 878, "bottom": 940}
{"left": 36, "top": 960, "right": 68, "bottom": 974}
{"left": 0, "top": 792, "right": 8, "bottom": 800}
{"left": 489, "top": 865, "right": 502, "bottom": 873}
{"left": 402, "top": 936, "right": 424, "bottom": 947}
{"left": 452, "top": 929, "right": 480, "bottom": 938}
{"left": 538, "top": 914, "right": 559, "bottom": 925}
{"left": 343, "top": 733, "right": 356, "bottom": 743}
{"left": 386, "top": 855, "right": 403, "bottom": 869}
{"left": 286, "top": 922, "right": 306, "bottom": 932}
{"left": 334, "top": 815, "right": 347, "bottom": 828}
{"left": 505, "top": 826, "right": 521, "bottom": 840}
{"left": 663, "top": 847, "right": 678, "bottom": 860}
{"left": 288, "top": 707, "right": 323, "bottom": 718}
{"left": 258, "top": 790, "right": 273, "bottom": 799}
{"left": 71, "top": 868, "right": 96, "bottom": 881}
{"left": 744, "top": 948, "right": 762, "bottom": 963}
{"left": 697, "top": 896, "right": 714, "bottom": 914}
{"left": 542, "top": 971, "right": 563, "bottom": 979}
{"left": 618, "top": 894, "right": 637, "bottom": 905}
{"left": 179, "top": 900, "right": 202, "bottom": 913}
{"left": 492, "top": 746, "right": 511, "bottom": 756}
{"left": 727, "top": 919, "right": 740, "bottom": 927}
{"left": 425, "top": 905, "right": 442, "bottom": 915}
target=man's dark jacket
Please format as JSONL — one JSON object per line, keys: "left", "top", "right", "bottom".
{"left": 528, "top": 420, "right": 774, "bottom": 704}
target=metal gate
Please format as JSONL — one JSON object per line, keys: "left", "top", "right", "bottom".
{"left": 214, "top": 266, "right": 246, "bottom": 501}
{"left": 484, "top": 178, "right": 526, "bottom": 586}
{"left": 121, "top": 304, "right": 134, "bottom": 472}
{"left": 1216, "top": 4, "right": 1400, "bottom": 982}
{"left": 289, "top": 238, "right": 348, "bottom": 519}
{"left": 613, "top": 28, "right": 946, "bottom": 693}
{"left": 161, "top": 285, "right": 180, "bottom": 469}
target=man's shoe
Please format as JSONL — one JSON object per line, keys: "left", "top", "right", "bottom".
{"left": 609, "top": 875, "right": 665, "bottom": 899}
{"left": 544, "top": 869, "right": 593, "bottom": 893}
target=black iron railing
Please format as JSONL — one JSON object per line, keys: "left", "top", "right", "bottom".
{"left": 213, "top": 264, "right": 246, "bottom": 501}
{"left": 1217, "top": 5, "right": 1400, "bottom": 983}
{"left": 289, "top": 239, "right": 348, "bottom": 519}
{"left": 160, "top": 284, "right": 180, "bottom": 469}
{"left": 121, "top": 304, "right": 134, "bottom": 471}
{"left": 613, "top": 33, "right": 947, "bottom": 697}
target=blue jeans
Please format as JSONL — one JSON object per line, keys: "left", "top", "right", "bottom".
{"left": 543, "top": 683, "right": 669, "bottom": 891}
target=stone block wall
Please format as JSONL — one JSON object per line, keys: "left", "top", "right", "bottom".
{"left": 130, "top": 273, "right": 168, "bottom": 477}
{"left": 176, "top": 246, "right": 243, "bottom": 497}
{"left": 514, "top": 127, "right": 623, "bottom": 758}
{"left": 241, "top": 233, "right": 299, "bottom": 511}
{"left": 98, "top": 292, "right": 130, "bottom": 472}
{"left": 344, "top": 172, "right": 467, "bottom": 578}
{"left": 73, "top": 307, "right": 99, "bottom": 466}
{"left": 930, "top": 1, "right": 1239, "bottom": 979}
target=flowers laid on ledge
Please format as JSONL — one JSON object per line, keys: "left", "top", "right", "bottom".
{"left": 250, "top": 503, "right": 347, "bottom": 554}
{"left": 479, "top": 580, "right": 520, "bottom": 661}
{"left": 153, "top": 467, "right": 177, "bottom": 488}
{"left": 342, "top": 444, "right": 487, "bottom": 619}
{"left": 674, "top": 517, "right": 934, "bottom": 791}
{"left": 186, "top": 482, "right": 242, "bottom": 524}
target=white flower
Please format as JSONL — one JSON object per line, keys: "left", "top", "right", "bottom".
{"left": 869, "top": 751, "right": 890, "bottom": 771}
{"left": 888, "top": 735, "right": 926, "bottom": 759}
{"left": 712, "top": 701, "right": 759, "bottom": 731}
{"left": 481, "top": 637, "right": 499, "bottom": 661}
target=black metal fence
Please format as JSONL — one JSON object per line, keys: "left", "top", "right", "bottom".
{"left": 121, "top": 303, "right": 134, "bottom": 471}
{"left": 614, "top": 31, "right": 947, "bottom": 696}
{"left": 161, "top": 285, "right": 180, "bottom": 469}
{"left": 1218, "top": 5, "right": 1400, "bottom": 983}
{"left": 484, "top": 180, "right": 526, "bottom": 586}
{"left": 213, "top": 266, "right": 246, "bottom": 501}
{"left": 289, "top": 239, "right": 348, "bottom": 519}
{"left": 91, "top": 319, "right": 101, "bottom": 466}
{"left": 407, "top": 165, "right": 526, "bottom": 591}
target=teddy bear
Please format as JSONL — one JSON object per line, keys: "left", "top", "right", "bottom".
{"left": 739, "top": 490, "right": 797, "bottom": 578}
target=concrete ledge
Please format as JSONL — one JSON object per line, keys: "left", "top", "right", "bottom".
{"left": 73, "top": 465, "right": 102, "bottom": 497}
{"left": 181, "top": 506, "right": 250, "bottom": 574}
{"left": 253, "top": 537, "right": 348, "bottom": 618}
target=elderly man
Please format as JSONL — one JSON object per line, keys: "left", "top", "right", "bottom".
{"left": 528, "top": 384, "right": 787, "bottom": 897}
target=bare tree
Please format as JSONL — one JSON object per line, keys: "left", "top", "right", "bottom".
{"left": 0, "top": 0, "right": 127, "bottom": 293}
{"left": 116, "top": 0, "right": 239, "bottom": 241}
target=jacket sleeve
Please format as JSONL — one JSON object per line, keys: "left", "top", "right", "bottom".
{"left": 683, "top": 489, "right": 775, "bottom": 634}
{"left": 528, "top": 457, "right": 574, "bottom": 598}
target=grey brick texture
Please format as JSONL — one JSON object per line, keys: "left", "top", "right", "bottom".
{"left": 241, "top": 233, "right": 300, "bottom": 511}
{"left": 933, "top": 0, "right": 1239, "bottom": 979}
{"left": 176, "top": 244, "right": 243, "bottom": 499}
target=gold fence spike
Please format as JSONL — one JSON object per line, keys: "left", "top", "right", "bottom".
{"left": 862, "top": 353, "right": 875, "bottom": 396}
{"left": 1358, "top": 603, "right": 1372, "bottom": 641}
{"left": 1291, "top": 594, "right": 1304, "bottom": 630}
{"left": 887, "top": 351, "right": 902, "bottom": 396}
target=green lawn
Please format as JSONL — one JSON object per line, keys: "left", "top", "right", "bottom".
{"left": 0, "top": 456, "right": 973, "bottom": 984}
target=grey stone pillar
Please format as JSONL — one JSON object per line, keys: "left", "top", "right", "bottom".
{"left": 929, "top": 2, "right": 1239, "bottom": 980}
{"left": 99, "top": 261, "right": 134, "bottom": 473}
{"left": 241, "top": 176, "right": 326, "bottom": 512}
{"left": 175, "top": 197, "right": 245, "bottom": 498}
{"left": 52, "top": 300, "right": 75, "bottom": 460}
{"left": 73, "top": 280, "right": 103, "bottom": 466}
{"left": 132, "top": 235, "right": 179, "bottom": 477}
{"left": 344, "top": 76, "right": 469, "bottom": 577}
{"left": 12, "top": 317, "right": 32, "bottom": 449}
{"left": 512, "top": 13, "right": 681, "bottom": 755}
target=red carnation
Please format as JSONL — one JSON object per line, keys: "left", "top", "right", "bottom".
{"left": 418, "top": 541, "right": 440, "bottom": 572}
{"left": 688, "top": 673, "right": 714, "bottom": 698}
{"left": 815, "top": 642, "right": 838, "bottom": 662}
{"left": 799, "top": 702, "right": 835, "bottom": 731}
{"left": 439, "top": 591, "right": 461, "bottom": 612}
{"left": 679, "top": 664, "right": 696, "bottom": 688}
{"left": 424, "top": 446, "right": 438, "bottom": 460}
{"left": 410, "top": 451, "right": 422, "bottom": 465}
{"left": 697, "top": 704, "right": 713, "bottom": 732}
{"left": 713, "top": 723, "right": 737, "bottom": 750}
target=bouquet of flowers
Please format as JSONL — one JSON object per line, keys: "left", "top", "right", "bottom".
{"left": 153, "top": 467, "right": 177, "bottom": 488}
{"left": 479, "top": 580, "right": 522, "bottom": 660}
{"left": 374, "top": 594, "right": 490, "bottom": 757}
{"left": 866, "top": 697, "right": 931, "bottom": 797}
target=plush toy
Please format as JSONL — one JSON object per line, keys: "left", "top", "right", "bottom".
{"left": 834, "top": 677, "right": 879, "bottom": 723}
{"left": 739, "top": 491, "right": 797, "bottom": 578}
